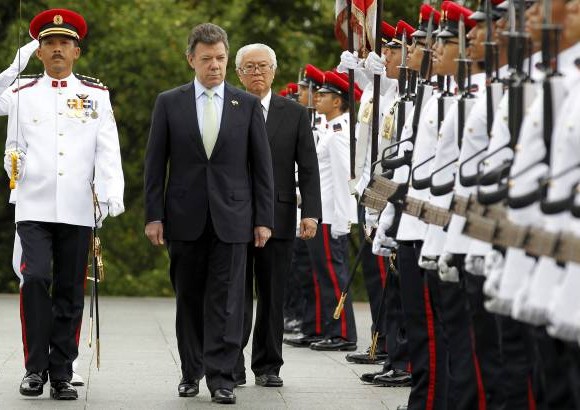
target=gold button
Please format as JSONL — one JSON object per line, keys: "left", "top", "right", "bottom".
{"left": 59, "top": 152, "right": 64, "bottom": 156}
{"left": 59, "top": 133, "right": 63, "bottom": 136}
{"left": 33, "top": 119, "right": 38, "bottom": 123}
{"left": 58, "top": 172, "right": 63, "bottom": 176}
{"left": 58, "top": 112, "right": 63, "bottom": 115}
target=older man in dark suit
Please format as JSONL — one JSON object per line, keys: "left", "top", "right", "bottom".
{"left": 144, "top": 24, "right": 274, "bottom": 405}
{"left": 233, "top": 44, "right": 321, "bottom": 388}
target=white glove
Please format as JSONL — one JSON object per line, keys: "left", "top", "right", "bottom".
{"left": 419, "top": 256, "right": 439, "bottom": 270}
{"left": 495, "top": 249, "right": 536, "bottom": 316}
{"left": 377, "top": 204, "right": 395, "bottom": 232}
{"left": 364, "top": 51, "right": 386, "bottom": 76}
{"left": 337, "top": 51, "right": 371, "bottom": 89}
{"left": 0, "top": 39, "right": 39, "bottom": 89}
{"left": 337, "top": 50, "right": 361, "bottom": 72}
{"left": 96, "top": 202, "right": 108, "bottom": 229}
{"left": 372, "top": 226, "right": 397, "bottom": 256}
{"left": 365, "top": 208, "right": 380, "bottom": 230}
{"left": 482, "top": 250, "right": 505, "bottom": 298}
{"left": 438, "top": 253, "right": 459, "bottom": 282}
{"left": 464, "top": 254, "right": 485, "bottom": 276}
{"left": 4, "top": 150, "right": 26, "bottom": 180}
{"left": 107, "top": 197, "right": 125, "bottom": 217}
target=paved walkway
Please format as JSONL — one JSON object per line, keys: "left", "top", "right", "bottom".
{"left": 0, "top": 295, "right": 409, "bottom": 409}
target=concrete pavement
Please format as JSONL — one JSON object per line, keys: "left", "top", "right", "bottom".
{"left": 0, "top": 295, "right": 409, "bottom": 409}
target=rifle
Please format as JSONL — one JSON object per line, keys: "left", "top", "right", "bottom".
{"left": 88, "top": 183, "right": 104, "bottom": 370}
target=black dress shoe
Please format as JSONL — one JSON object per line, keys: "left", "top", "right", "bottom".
{"left": 50, "top": 381, "right": 78, "bottom": 400}
{"left": 310, "top": 337, "right": 357, "bottom": 351}
{"left": 255, "top": 374, "right": 283, "bottom": 387}
{"left": 374, "top": 369, "right": 412, "bottom": 387}
{"left": 19, "top": 371, "right": 47, "bottom": 397}
{"left": 360, "top": 370, "right": 385, "bottom": 384}
{"left": 346, "top": 347, "right": 389, "bottom": 364}
{"left": 283, "top": 333, "right": 323, "bottom": 347}
{"left": 211, "top": 388, "right": 236, "bottom": 404}
{"left": 178, "top": 378, "right": 199, "bottom": 397}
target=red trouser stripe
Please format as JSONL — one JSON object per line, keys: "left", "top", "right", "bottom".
{"left": 528, "top": 376, "right": 537, "bottom": 410}
{"left": 20, "top": 262, "right": 26, "bottom": 273}
{"left": 377, "top": 256, "right": 387, "bottom": 288}
{"left": 312, "top": 269, "right": 322, "bottom": 335}
{"left": 470, "top": 326, "right": 487, "bottom": 410}
{"left": 322, "top": 225, "right": 347, "bottom": 339}
{"left": 423, "top": 282, "right": 437, "bottom": 410}
{"left": 19, "top": 288, "right": 29, "bottom": 364}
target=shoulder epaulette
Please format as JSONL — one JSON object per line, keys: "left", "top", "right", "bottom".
{"left": 12, "top": 74, "right": 42, "bottom": 93}
{"left": 75, "top": 73, "right": 108, "bottom": 90}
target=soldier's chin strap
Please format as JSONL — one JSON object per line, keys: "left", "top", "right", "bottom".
{"left": 9, "top": 0, "right": 24, "bottom": 190}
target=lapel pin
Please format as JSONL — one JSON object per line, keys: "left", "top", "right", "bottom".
{"left": 231, "top": 100, "right": 239, "bottom": 106}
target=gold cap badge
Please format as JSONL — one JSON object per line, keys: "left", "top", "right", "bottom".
{"left": 53, "top": 15, "right": 63, "bottom": 25}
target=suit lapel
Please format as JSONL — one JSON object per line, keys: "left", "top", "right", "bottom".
{"left": 266, "top": 94, "right": 284, "bottom": 143}
{"left": 179, "top": 82, "right": 207, "bottom": 158}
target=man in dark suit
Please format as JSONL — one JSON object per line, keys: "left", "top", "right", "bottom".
{"left": 144, "top": 23, "right": 274, "bottom": 405}
{"left": 233, "top": 44, "right": 321, "bottom": 388}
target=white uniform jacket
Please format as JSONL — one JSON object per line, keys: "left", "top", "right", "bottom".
{"left": 317, "top": 112, "right": 357, "bottom": 235}
{"left": 1, "top": 73, "right": 124, "bottom": 227}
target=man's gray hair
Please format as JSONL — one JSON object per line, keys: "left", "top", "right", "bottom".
{"left": 185, "top": 23, "right": 229, "bottom": 56}
{"left": 235, "top": 43, "right": 277, "bottom": 69}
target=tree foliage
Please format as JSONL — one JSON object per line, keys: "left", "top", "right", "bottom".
{"left": 0, "top": 0, "right": 423, "bottom": 296}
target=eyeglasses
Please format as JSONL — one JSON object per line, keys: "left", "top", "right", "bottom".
{"left": 239, "top": 63, "right": 275, "bottom": 75}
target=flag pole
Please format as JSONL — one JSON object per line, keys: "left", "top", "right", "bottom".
{"left": 347, "top": 0, "right": 357, "bottom": 179}
{"left": 370, "top": 0, "right": 383, "bottom": 164}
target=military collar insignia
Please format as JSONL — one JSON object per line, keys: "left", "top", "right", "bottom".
{"left": 333, "top": 123, "right": 342, "bottom": 132}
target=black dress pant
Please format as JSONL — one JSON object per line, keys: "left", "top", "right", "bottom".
{"left": 398, "top": 241, "right": 447, "bottom": 410}
{"left": 464, "top": 272, "right": 505, "bottom": 410}
{"left": 17, "top": 221, "right": 91, "bottom": 382}
{"left": 283, "top": 238, "right": 303, "bottom": 322}
{"left": 168, "top": 216, "right": 247, "bottom": 392}
{"left": 383, "top": 262, "right": 410, "bottom": 372}
{"left": 236, "top": 238, "right": 294, "bottom": 377}
{"left": 426, "top": 261, "right": 480, "bottom": 410}
{"left": 293, "top": 238, "right": 323, "bottom": 337}
{"left": 306, "top": 224, "right": 357, "bottom": 342}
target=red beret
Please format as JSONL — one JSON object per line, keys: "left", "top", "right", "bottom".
{"left": 30, "top": 8, "right": 87, "bottom": 41}
{"left": 381, "top": 22, "right": 396, "bottom": 43}
{"left": 298, "top": 64, "right": 325, "bottom": 88}
{"left": 319, "top": 71, "right": 362, "bottom": 102}
{"left": 286, "top": 83, "right": 298, "bottom": 94}
{"left": 419, "top": 4, "right": 442, "bottom": 26}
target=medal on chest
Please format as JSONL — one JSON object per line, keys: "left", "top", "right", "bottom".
{"left": 67, "top": 94, "right": 99, "bottom": 119}
{"left": 382, "top": 104, "right": 396, "bottom": 141}
{"left": 361, "top": 99, "right": 373, "bottom": 124}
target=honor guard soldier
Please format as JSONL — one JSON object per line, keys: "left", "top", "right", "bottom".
{"left": 1, "top": 8, "right": 124, "bottom": 400}
{"left": 284, "top": 63, "right": 327, "bottom": 348}
{"left": 337, "top": 21, "right": 399, "bottom": 367}
{"left": 305, "top": 71, "right": 359, "bottom": 352}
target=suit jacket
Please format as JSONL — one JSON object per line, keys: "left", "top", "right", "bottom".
{"left": 144, "top": 81, "right": 274, "bottom": 243}
{"left": 266, "top": 94, "right": 321, "bottom": 239}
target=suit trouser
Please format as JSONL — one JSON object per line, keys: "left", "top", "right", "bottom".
{"left": 283, "top": 238, "right": 303, "bottom": 322}
{"left": 306, "top": 224, "right": 357, "bottom": 342}
{"left": 382, "top": 263, "right": 410, "bottom": 372}
{"left": 236, "top": 238, "right": 294, "bottom": 377}
{"left": 293, "top": 238, "right": 323, "bottom": 337}
{"left": 358, "top": 207, "right": 388, "bottom": 352}
{"left": 167, "top": 216, "right": 247, "bottom": 392}
{"left": 426, "top": 263, "right": 480, "bottom": 410}
{"left": 397, "top": 241, "right": 447, "bottom": 410}
{"left": 567, "top": 343, "right": 580, "bottom": 409}
{"left": 464, "top": 272, "right": 505, "bottom": 410}
{"left": 17, "top": 221, "right": 90, "bottom": 382}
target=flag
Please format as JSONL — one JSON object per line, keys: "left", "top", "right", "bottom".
{"left": 335, "top": 0, "right": 376, "bottom": 52}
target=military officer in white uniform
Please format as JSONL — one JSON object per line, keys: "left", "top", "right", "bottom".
{"left": 1, "top": 8, "right": 124, "bottom": 400}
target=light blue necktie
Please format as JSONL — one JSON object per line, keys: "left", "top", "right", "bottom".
{"left": 202, "top": 89, "right": 218, "bottom": 157}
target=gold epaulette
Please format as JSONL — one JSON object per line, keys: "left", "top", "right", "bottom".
{"left": 75, "top": 73, "right": 108, "bottom": 90}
